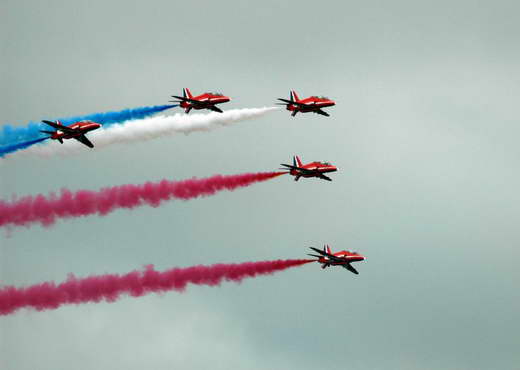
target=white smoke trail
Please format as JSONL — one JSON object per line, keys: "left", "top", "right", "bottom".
{"left": 8, "top": 107, "right": 278, "bottom": 158}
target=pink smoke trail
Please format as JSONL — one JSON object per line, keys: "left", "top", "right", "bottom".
{"left": 0, "top": 259, "right": 313, "bottom": 315}
{"left": 0, "top": 172, "right": 285, "bottom": 228}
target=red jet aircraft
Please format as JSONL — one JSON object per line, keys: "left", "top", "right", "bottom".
{"left": 277, "top": 90, "right": 335, "bottom": 117}
{"left": 40, "top": 120, "right": 101, "bottom": 148}
{"left": 170, "top": 88, "right": 231, "bottom": 114}
{"left": 280, "top": 155, "right": 337, "bottom": 182}
{"left": 308, "top": 245, "right": 366, "bottom": 274}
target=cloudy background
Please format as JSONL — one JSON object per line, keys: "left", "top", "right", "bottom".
{"left": 1, "top": 0, "right": 519, "bottom": 369}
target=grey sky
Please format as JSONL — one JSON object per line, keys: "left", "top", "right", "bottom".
{"left": 1, "top": 1, "right": 519, "bottom": 369}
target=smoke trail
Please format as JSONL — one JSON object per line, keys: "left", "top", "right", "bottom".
{"left": 0, "top": 104, "right": 175, "bottom": 145}
{"left": 11, "top": 107, "right": 278, "bottom": 158}
{"left": 0, "top": 172, "right": 285, "bottom": 228}
{"left": 0, "top": 137, "right": 48, "bottom": 158}
{"left": 0, "top": 259, "right": 313, "bottom": 316}
{"left": 57, "top": 105, "right": 176, "bottom": 126}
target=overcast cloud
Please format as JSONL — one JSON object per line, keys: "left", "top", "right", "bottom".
{"left": 1, "top": 1, "right": 519, "bottom": 369}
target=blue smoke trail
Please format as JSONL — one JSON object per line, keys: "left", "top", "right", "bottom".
{"left": 0, "top": 104, "right": 176, "bottom": 145}
{"left": 0, "top": 137, "right": 49, "bottom": 158}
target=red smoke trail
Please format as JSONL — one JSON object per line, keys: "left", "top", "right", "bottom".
{"left": 0, "top": 259, "right": 313, "bottom": 316}
{"left": 0, "top": 172, "right": 285, "bottom": 228}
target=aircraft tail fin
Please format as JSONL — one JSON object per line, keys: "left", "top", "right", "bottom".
{"left": 290, "top": 90, "right": 299, "bottom": 102}
{"left": 325, "top": 244, "right": 332, "bottom": 255}
{"left": 183, "top": 88, "right": 193, "bottom": 99}
{"left": 42, "top": 120, "right": 67, "bottom": 130}
{"left": 294, "top": 155, "right": 303, "bottom": 167}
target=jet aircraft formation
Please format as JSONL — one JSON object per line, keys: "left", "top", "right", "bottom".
{"left": 30, "top": 87, "right": 363, "bottom": 274}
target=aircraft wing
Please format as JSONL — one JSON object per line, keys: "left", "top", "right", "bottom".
{"left": 170, "top": 95, "right": 203, "bottom": 104}
{"left": 318, "top": 174, "right": 332, "bottom": 181}
{"left": 279, "top": 164, "right": 315, "bottom": 174}
{"left": 309, "top": 247, "right": 336, "bottom": 259}
{"left": 309, "top": 247, "right": 345, "bottom": 262}
{"left": 307, "top": 248, "right": 327, "bottom": 259}
{"left": 171, "top": 95, "right": 193, "bottom": 102}
{"left": 309, "top": 247, "right": 328, "bottom": 256}
{"left": 74, "top": 135, "right": 94, "bottom": 148}
{"left": 316, "top": 109, "right": 330, "bottom": 117}
{"left": 208, "top": 105, "right": 223, "bottom": 113}
{"left": 42, "top": 120, "right": 76, "bottom": 133}
{"left": 277, "top": 99, "right": 315, "bottom": 108}
{"left": 342, "top": 264, "right": 359, "bottom": 275}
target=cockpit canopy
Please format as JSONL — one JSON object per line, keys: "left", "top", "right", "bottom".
{"left": 206, "top": 91, "right": 223, "bottom": 96}
{"left": 311, "top": 95, "right": 329, "bottom": 100}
